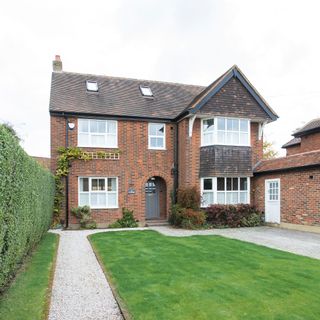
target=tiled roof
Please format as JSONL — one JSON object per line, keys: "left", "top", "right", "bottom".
{"left": 294, "top": 118, "right": 320, "bottom": 137}
{"left": 254, "top": 150, "right": 320, "bottom": 173}
{"left": 282, "top": 137, "right": 301, "bottom": 148}
{"left": 49, "top": 71, "right": 205, "bottom": 120}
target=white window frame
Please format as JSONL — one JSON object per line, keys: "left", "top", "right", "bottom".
{"left": 201, "top": 117, "right": 251, "bottom": 147}
{"left": 78, "top": 177, "right": 118, "bottom": 209}
{"left": 200, "top": 177, "right": 250, "bottom": 207}
{"left": 78, "top": 119, "right": 118, "bottom": 148}
{"left": 148, "top": 123, "right": 166, "bottom": 150}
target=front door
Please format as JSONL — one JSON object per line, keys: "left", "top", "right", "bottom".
{"left": 145, "top": 179, "right": 160, "bottom": 219}
{"left": 265, "top": 179, "right": 280, "bottom": 223}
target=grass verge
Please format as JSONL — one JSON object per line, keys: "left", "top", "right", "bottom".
{"left": 0, "top": 233, "right": 59, "bottom": 320}
{"left": 90, "top": 230, "right": 320, "bottom": 320}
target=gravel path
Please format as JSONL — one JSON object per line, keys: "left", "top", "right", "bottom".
{"left": 150, "top": 226, "right": 320, "bottom": 259}
{"left": 48, "top": 229, "right": 129, "bottom": 320}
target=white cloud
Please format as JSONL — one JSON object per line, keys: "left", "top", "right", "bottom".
{"left": 0, "top": 0, "right": 319, "bottom": 156}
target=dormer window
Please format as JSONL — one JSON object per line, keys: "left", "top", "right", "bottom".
{"left": 140, "top": 85, "right": 153, "bottom": 97}
{"left": 86, "top": 80, "right": 98, "bottom": 92}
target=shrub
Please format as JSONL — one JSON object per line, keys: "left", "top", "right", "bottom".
{"left": 0, "top": 124, "right": 55, "bottom": 291}
{"left": 108, "top": 208, "right": 138, "bottom": 228}
{"left": 169, "top": 204, "right": 206, "bottom": 229}
{"left": 71, "top": 205, "right": 97, "bottom": 229}
{"left": 177, "top": 187, "right": 201, "bottom": 210}
{"left": 205, "top": 204, "right": 262, "bottom": 228}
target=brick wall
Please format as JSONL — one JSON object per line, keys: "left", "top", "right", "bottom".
{"left": 285, "top": 132, "right": 320, "bottom": 156}
{"left": 253, "top": 168, "right": 320, "bottom": 226}
{"left": 286, "top": 144, "right": 301, "bottom": 156}
{"left": 51, "top": 115, "right": 174, "bottom": 227}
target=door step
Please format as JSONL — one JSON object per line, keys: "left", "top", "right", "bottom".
{"left": 146, "top": 219, "right": 170, "bottom": 227}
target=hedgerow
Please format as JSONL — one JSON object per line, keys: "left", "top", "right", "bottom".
{"left": 0, "top": 124, "right": 55, "bottom": 291}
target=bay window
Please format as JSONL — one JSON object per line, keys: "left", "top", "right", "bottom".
{"left": 201, "top": 117, "right": 250, "bottom": 146}
{"left": 79, "top": 177, "right": 118, "bottom": 208}
{"left": 78, "top": 119, "right": 117, "bottom": 148}
{"left": 201, "top": 177, "right": 250, "bottom": 207}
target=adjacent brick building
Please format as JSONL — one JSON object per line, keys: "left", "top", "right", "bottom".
{"left": 253, "top": 119, "right": 320, "bottom": 231}
{"left": 50, "top": 56, "right": 282, "bottom": 228}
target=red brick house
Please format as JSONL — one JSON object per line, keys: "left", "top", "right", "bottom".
{"left": 49, "top": 56, "right": 278, "bottom": 228}
{"left": 253, "top": 118, "right": 320, "bottom": 232}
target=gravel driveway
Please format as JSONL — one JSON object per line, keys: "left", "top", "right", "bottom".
{"left": 150, "top": 226, "right": 320, "bottom": 259}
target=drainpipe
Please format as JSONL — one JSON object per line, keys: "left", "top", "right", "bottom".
{"left": 65, "top": 117, "right": 69, "bottom": 229}
{"left": 173, "top": 123, "right": 179, "bottom": 203}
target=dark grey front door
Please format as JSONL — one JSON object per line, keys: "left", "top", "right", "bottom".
{"left": 145, "top": 179, "right": 160, "bottom": 219}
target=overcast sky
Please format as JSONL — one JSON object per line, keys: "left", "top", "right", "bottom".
{"left": 1, "top": 0, "right": 319, "bottom": 157}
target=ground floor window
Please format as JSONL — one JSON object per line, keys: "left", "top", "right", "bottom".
{"left": 78, "top": 177, "right": 118, "bottom": 208}
{"left": 201, "top": 177, "right": 250, "bottom": 207}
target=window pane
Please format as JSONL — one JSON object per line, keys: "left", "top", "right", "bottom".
{"left": 97, "top": 121, "right": 106, "bottom": 133}
{"left": 107, "top": 193, "right": 117, "bottom": 207}
{"left": 240, "top": 178, "right": 247, "bottom": 191}
{"left": 150, "top": 137, "right": 157, "bottom": 148}
{"left": 91, "top": 135, "right": 105, "bottom": 146}
{"left": 226, "top": 192, "right": 238, "bottom": 204}
{"left": 156, "top": 137, "right": 164, "bottom": 148}
{"left": 226, "top": 178, "right": 232, "bottom": 191}
{"left": 79, "top": 120, "right": 89, "bottom": 132}
{"left": 78, "top": 133, "right": 89, "bottom": 146}
{"left": 90, "top": 120, "right": 98, "bottom": 133}
{"left": 203, "top": 178, "right": 212, "bottom": 190}
{"left": 217, "top": 178, "right": 225, "bottom": 191}
{"left": 79, "top": 193, "right": 89, "bottom": 206}
{"left": 107, "top": 121, "right": 117, "bottom": 134}
{"left": 240, "top": 192, "right": 248, "bottom": 203}
{"left": 227, "top": 119, "right": 233, "bottom": 131}
{"left": 217, "top": 118, "right": 225, "bottom": 130}
{"left": 232, "top": 132, "right": 239, "bottom": 145}
{"left": 217, "top": 131, "right": 225, "bottom": 144}
{"left": 226, "top": 132, "right": 233, "bottom": 144}
{"left": 91, "top": 193, "right": 106, "bottom": 207}
{"left": 240, "top": 120, "right": 248, "bottom": 132}
{"left": 240, "top": 132, "right": 248, "bottom": 145}
{"left": 92, "top": 179, "right": 105, "bottom": 191}
{"left": 202, "top": 192, "right": 213, "bottom": 206}
{"left": 203, "top": 119, "right": 214, "bottom": 132}
{"left": 108, "top": 178, "right": 117, "bottom": 191}
{"left": 149, "top": 123, "right": 164, "bottom": 136}
{"left": 106, "top": 134, "right": 117, "bottom": 147}
{"left": 80, "top": 178, "right": 89, "bottom": 192}
{"left": 217, "top": 192, "right": 225, "bottom": 204}
{"left": 232, "top": 119, "right": 239, "bottom": 131}
{"left": 232, "top": 178, "right": 238, "bottom": 191}
{"left": 204, "top": 132, "right": 214, "bottom": 145}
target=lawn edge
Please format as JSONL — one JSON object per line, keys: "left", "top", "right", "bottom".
{"left": 43, "top": 233, "right": 60, "bottom": 320}
{"left": 88, "top": 234, "right": 131, "bottom": 320}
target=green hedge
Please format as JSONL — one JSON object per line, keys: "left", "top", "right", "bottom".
{"left": 0, "top": 124, "right": 55, "bottom": 291}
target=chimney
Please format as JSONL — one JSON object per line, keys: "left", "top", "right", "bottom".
{"left": 52, "top": 55, "right": 62, "bottom": 72}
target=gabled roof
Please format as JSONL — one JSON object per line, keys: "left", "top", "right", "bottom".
{"left": 282, "top": 137, "right": 301, "bottom": 149}
{"left": 183, "top": 65, "right": 278, "bottom": 122}
{"left": 293, "top": 118, "right": 320, "bottom": 137}
{"left": 254, "top": 149, "right": 320, "bottom": 173}
{"left": 49, "top": 66, "right": 278, "bottom": 122}
{"left": 49, "top": 71, "right": 204, "bottom": 120}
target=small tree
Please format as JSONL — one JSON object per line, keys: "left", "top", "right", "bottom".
{"left": 263, "top": 141, "right": 278, "bottom": 159}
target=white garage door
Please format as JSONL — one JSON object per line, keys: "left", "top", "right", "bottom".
{"left": 265, "top": 179, "right": 280, "bottom": 224}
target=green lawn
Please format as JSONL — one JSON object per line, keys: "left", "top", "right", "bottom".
{"left": 0, "top": 233, "right": 59, "bottom": 320}
{"left": 90, "top": 230, "right": 320, "bottom": 320}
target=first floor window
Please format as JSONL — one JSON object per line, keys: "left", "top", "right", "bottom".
{"left": 201, "top": 177, "right": 249, "bottom": 207}
{"left": 79, "top": 177, "right": 118, "bottom": 208}
{"left": 148, "top": 123, "right": 165, "bottom": 149}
